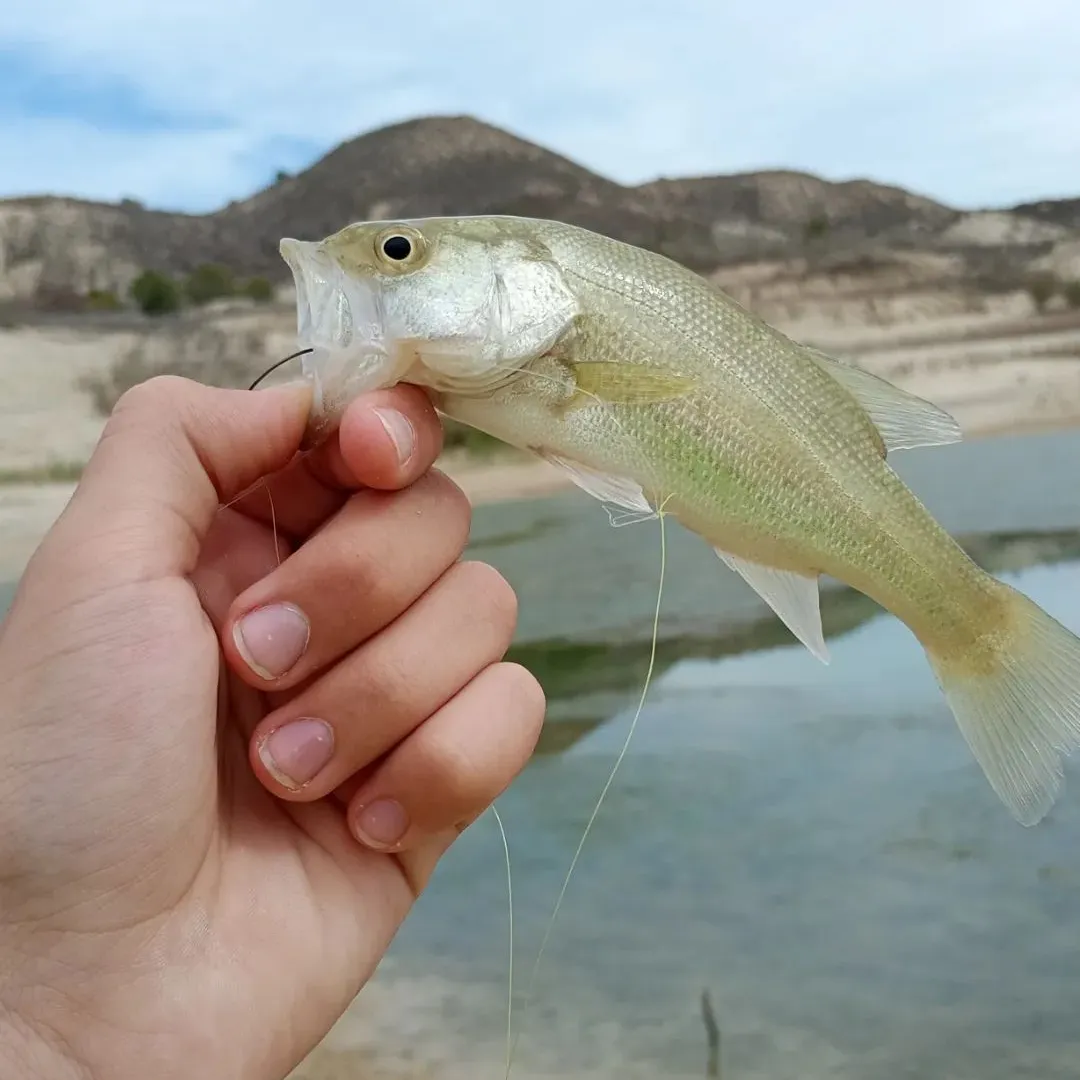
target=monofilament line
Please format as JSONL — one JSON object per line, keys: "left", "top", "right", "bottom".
{"left": 504, "top": 494, "right": 672, "bottom": 1078}
{"left": 489, "top": 804, "right": 514, "bottom": 1076}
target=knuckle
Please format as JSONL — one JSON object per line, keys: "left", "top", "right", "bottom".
{"left": 421, "top": 469, "right": 472, "bottom": 529}
{"left": 394, "top": 470, "right": 472, "bottom": 560}
{"left": 499, "top": 662, "right": 547, "bottom": 726}
{"left": 424, "top": 737, "right": 486, "bottom": 810}
{"left": 456, "top": 561, "right": 519, "bottom": 634}
{"left": 366, "top": 652, "right": 416, "bottom": 718}
{"left": 105, "top": 377, "right": 200, "bottom": 452}
{"left": 112, "top": 374, "right": 191, "bottom": 419}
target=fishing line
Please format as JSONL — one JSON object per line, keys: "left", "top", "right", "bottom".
{"left": 489, "top": 803, "right": 514, "bottom": 1076}
{"left": 218, "top": 347, "right": 317, "bottom": 517}
{"left": 268, "top": 484, "right": 281, "bottom": 567}
{"left": 504, "top": 492, "right": 672, "bottom": 1078}
{"left": 214, "top": 348, "right": 317, "bottom": 552}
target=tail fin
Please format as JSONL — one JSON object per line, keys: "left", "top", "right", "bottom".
{"left": 925, "top": 583, "right": 1080, "bottom": 826}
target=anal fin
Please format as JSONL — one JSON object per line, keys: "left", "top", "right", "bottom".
{"left": 804, "top": 346, "right": 962, "bottom": 453}
{"left": 714, "top": 548, "right": 830, "bottom": 663}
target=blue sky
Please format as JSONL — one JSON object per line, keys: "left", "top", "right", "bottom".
{"left": 1, "top": 0, "right": 1077, "bottom": 214}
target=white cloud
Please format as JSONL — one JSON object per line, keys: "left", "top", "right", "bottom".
{"left": 1, "top": 0, "right": 1078, "bottom": 211}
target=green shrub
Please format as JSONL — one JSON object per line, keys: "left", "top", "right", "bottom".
{"left": 0, "top": 460, "right": 85, "bottom": 485}
{"left": 241, "top": 276, "right": 274, "bottom": 303}
{"left": 129, "top": 270, "right": 181, "bottom": 316}
{"left": 1027, "top": 272, "right": 1058, "bottom": 313}
{"left": 85, "top": 289, "right": 121, "bottom": 312}
{"left": 184, "top": 263, "right": 235, "bottom": 305}
{"left": 1063, "top": 280, "right": 1080, "bottom": 310}
{"left": 803, "top": 214, "right": 831, "bottom": 243}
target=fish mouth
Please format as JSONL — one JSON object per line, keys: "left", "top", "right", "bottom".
{"left": 279, "top": 237, "right": 403, "bottom": 447}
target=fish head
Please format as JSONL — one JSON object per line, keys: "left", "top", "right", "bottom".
{"left": 279, "top": 216, "right": 579, "bottom": 446}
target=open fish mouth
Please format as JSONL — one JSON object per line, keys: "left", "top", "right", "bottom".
{"left": 279, "top": 237, "right": 405, "bottom": 446}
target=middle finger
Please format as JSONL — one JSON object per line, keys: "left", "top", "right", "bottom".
{"left": 222, "top": 469, "right": 471, "bottom": 689}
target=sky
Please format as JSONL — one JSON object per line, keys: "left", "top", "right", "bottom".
{"left": 1, "top": 0, "right": 1078, "bottom": 214}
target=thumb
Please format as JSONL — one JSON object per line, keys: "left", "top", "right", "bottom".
{"left": 47, "top": 376, "right": 313, "bottom": 586}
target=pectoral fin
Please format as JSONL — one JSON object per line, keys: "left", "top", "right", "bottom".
{"left": 805, "top": 347, "right": 962, "bottom": 453}
{"left": 714, "top": 548, "right": 830, "bottom": 663}
{"left": 567, "top": 361, "right": 697, "bottom": 410}
{"left": 539, "top": 451, "right": 658, "bottom": 526}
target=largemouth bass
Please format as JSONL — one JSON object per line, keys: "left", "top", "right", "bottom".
{"left": 278, "top": 215, "right": 1080, "bottom": 826}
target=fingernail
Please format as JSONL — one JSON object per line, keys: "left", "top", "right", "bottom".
{"left": 352, "top": 799, "right": 409, "bottom": 850}
{"left": 374, "top": 408, "right": 415, "bottom": 468}
{"left": 258, "top": 718, "right": 334, "bottom": 790}
{"left": 234, "top": 603, "right": 310, "bottom": 680}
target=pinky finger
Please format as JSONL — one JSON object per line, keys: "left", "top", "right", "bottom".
{"left": 344, "top": 662, "right": 546, "bottom": 893}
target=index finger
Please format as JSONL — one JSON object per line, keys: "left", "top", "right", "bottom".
{"left": 230, "top": 383, "right": 445, "bottom": 538}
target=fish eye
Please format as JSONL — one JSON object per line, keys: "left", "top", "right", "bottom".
{"left": 381, "top": 234, "right": 412, "bottom": 261}
{"left": 373, "top": 225, "right": 426, "bottom": 271}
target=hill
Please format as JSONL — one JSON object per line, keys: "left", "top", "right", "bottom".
{"left": 1, "top": 114, "right": 1078, "bottom": 311}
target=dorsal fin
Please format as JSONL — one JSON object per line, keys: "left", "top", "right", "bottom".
{"left": 804, "top": 347, "right": 962, "bottom": 454}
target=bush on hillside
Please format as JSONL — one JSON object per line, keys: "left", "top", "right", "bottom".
{"left": 85, "top": 289, "right": 122, "bottom": 312}
{"left": 241, "top": 276, "right": 274, "bottom": 302}
{"left": 803, "top": 214, "right": 831, "bottom": 243}
{"left": 184, "top": 263, "right": 236, "bottom": 305}
{"left": 130, "top": 270, "right": 182, "bottom": 316}
{"left": 1026, "top": 272, "right": 1058, "bottom": 313}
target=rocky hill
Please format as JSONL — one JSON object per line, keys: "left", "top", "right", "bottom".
{"left": 210, "top": 115, "right": 720, "bottom": 274}
{"left": 2, "top": 114, "right": 1079, "bottom": 312}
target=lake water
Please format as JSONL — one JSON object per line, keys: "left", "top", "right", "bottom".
{"left": 5, "top": 430, "right": 1080, "bottom": 1078}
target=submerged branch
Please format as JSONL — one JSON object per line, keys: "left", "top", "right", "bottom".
{"left": 701, "top": 988, "right": 721, "bottom": 1078}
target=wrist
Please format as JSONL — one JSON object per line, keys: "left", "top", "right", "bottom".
{"left": 0, "top": 1006, "right": 90, "bottom": 1080}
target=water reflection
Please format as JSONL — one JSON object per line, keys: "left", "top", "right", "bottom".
{"left": 519, "top": 527, "right": 1080, "bottom": 757}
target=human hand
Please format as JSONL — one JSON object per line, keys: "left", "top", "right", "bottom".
{"left": 0, "top": 376, "right": 544, "bottom": 1079}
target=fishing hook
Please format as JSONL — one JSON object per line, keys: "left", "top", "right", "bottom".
{"left": 247, "top": 347, "right": 313, "bottom": 391}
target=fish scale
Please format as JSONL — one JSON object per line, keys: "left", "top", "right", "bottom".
{"left": 280, "top": 213, "right": 1080, "bottom": 827}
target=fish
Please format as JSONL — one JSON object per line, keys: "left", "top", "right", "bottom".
{"left": 278, "top": 214, "right": 1080, "bottom": 827}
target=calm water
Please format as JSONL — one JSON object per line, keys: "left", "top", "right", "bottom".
{"left": 5, "top": 430, "right": 1080, "bottom": 1078}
